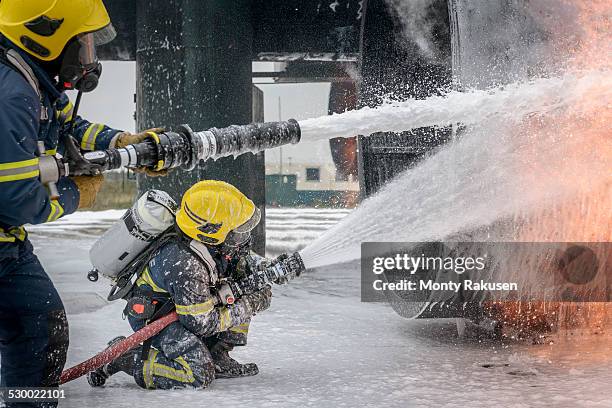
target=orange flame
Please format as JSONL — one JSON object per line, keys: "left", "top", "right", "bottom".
{"left": 489, "top": 0, "right": 611, "bottom": 335}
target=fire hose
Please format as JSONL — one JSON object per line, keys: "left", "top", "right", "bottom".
{"left": 39, "top": 119, "right": 301, "bottom": 198}
{"left": 60, "top": 311, "right": 179, "bottom": 384}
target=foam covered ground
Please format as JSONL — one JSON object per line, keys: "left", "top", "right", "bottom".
{"left": 26, "top": 209, "right": 612, "bottom": 408}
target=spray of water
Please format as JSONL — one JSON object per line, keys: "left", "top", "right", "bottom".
{"left": 385, "top": 0, "right": 450, "bottom": 64}
{"left": 297, "top": 0, "right": 611, "bottom": 272}
{"left": 298, "top": 69, "right": 611, "bottom": 269}
{"left": 298, "top": 71, "right": 609, "bottom": 143}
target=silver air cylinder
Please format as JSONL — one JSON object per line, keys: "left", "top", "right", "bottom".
{"left": 89, "top": 190, "right": 177, "bottom": 280}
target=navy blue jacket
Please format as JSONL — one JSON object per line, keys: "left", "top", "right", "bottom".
{"left": 129, "top": 240, "right": 254, "bottom": 338}
{"left": 0, "top": 41, "right": 122, "bottom": 259}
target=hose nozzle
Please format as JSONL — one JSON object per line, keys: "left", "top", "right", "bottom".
{"left": 266, "top": 252, "right": 305, "bottom": 283}
{"left": 79, "top": 119, "right": 301, "bottom": 174}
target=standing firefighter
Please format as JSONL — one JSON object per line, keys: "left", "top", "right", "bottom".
{"left": 0, "top": 1, "right": 163, "bottom": 404}
{"left": 87, "top": 181, "right": 279, "bottom": 389}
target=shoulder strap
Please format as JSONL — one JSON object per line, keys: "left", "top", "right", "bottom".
{"left": 107, "top": 229, "right": 178, "bottom": 301}
{"left": 0, "top": 45, "right": 48, "bottom": 121}
{"left": 187, "top": 240, "right": 219, "bottom": 285}
{"left": 4, "top": 49, "right": 41, "bottom": 99}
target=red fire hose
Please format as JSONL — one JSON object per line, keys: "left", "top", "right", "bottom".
{"left": 60, "top": 311, "right": 179, "bottom": 384}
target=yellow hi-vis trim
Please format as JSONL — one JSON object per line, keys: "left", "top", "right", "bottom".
{"left": 146, "top": 131, "right": 160, "bottom": 144}
{"left": 13, "top": 227, "right": 26, "bottom": 241}
{"left": 175, "top": 299, "right": 215, "bottom": 316}
{"left": 46, "top": 200, "right": 64, "bottom": 223}
{"left": 219, "top": 307, "right": 232, "bottom": 331}
{"left": 152, "top": 356, "right": 195, "bottom": 384}
{"left": 81, "top": 123, "right": 105, "bottom": 151}
{"left": 0, "top": 227, "right": 26, "bottom": 243}
{"left": 143, "top": 349, "right": 158, "bottom": 389}
{"left": 229, "top": 322, "right": 250, "bottom": 334}
{"left": 56, "top": 102, "right": 74, "bottom": 124}
{"left": 136, "top": 267, "right": 168, "bottom": 293}
{"left": 0, "top": 158, "right": 40, "bottom": 182}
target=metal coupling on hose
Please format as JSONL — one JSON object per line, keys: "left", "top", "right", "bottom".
{"left": 181, "top": 125, "right": 217, "bottom": 170}
{"left": 37, "top": 141, "right": 67, "bottom": 199}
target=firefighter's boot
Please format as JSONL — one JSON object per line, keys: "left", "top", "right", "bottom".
{"left": 210, "top": 340, "right": 259, "bottom": 378}
{"left": 87, "top": 336, "right": 137, "bottom": 387}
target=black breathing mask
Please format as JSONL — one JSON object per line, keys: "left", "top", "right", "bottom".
{"left": 220, "top": 233, "right": 253, "bottom": 258}
{"left": 59, "top": 25, "right": 115, "bottom": 93}
{"left": 220, "top": 207, "right": 261, "bottom": 257}
{"left": 59, "top": 34, "right": 100, "bottom": 92}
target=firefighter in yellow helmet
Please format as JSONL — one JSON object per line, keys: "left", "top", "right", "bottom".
{"left": 176, "top": 180, "right": 263, "bottom": 247}
{"left": 0, "top": 1, "right": 164, "bottom": 402}
{"left": 88, "top": 181, "right": 276, "bottom": 390}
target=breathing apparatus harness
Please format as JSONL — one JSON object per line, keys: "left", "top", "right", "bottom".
{"left": 86, "top": 186, "right": 304, "bottom": 362}
{"left": 107, "top": 227, "right": 244, "bottom": 316}
{"left": 101, "top": 218, "right": 226, "bottom": 321}
{"left": 0, "top": 40, "right": 51, "bottom": 123}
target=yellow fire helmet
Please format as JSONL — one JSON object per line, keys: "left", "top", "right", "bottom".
{"left": 0, "top": 0, "right": 114, "bottom": 61}
{"left": 176, "top": 180, "right": 261, "bottom": 246}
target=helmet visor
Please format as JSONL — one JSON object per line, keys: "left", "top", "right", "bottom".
{"left": 92, "top": 24, "right": 117, "bottom": 46}
{"left": 234, "top": 207, "right": 261, "bottom": 234}
{"left": 224, "top": 230, "right": 252, "bottom": 248}
{"left": 77, "top": 33, "right": 98, "bottom": 67}
{"left": 224, "top": 207, "right": 261, "bottom": 247}
{"left": 76, "top": 24, "right": 116, "bottom": 66}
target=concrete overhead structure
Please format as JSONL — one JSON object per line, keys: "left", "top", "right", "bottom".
{"left": 98, "top": 0, "right": 451, "bottom": 196}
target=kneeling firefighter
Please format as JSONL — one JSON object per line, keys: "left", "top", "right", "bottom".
{"left": 87, "top": 180, "right": 302, "bottom": 389}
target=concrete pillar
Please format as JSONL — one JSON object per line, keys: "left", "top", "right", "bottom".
{"left": 357, "top": 0, "right": 452, "bottom": 198}
{"left": 135, "top": 1, "right": 266, "bottom": 254}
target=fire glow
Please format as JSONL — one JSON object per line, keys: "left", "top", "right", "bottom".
{"left": 493, "top": 0, "right": 611, "bottom": 334}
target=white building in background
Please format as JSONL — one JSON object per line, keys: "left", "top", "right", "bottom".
{"left": 265, "top": 140, "right": 358, "bottom": 193}
{"left": 264, "top": 140, "right": 359, "bottom": 207}
{"left": 257, "top": 81, "right": 359, "bottom": 206}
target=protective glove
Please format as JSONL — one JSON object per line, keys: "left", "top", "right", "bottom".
{"left": 267, "top": 253, "right": 304, "bottom": 284}
{"left": 71, "top": 174, "right": 104, "bottom": 209}
{"left": 111, "top": 127, "right": 165, "bottom": 148}
{"left": 271, "top": 254, "right": 291, "bottom": 285}
{"left": 240, "top": 285, "right": 272, "bottom": 315}
{"left": 111, "top": 128, "right": 168, "bottom": 177}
